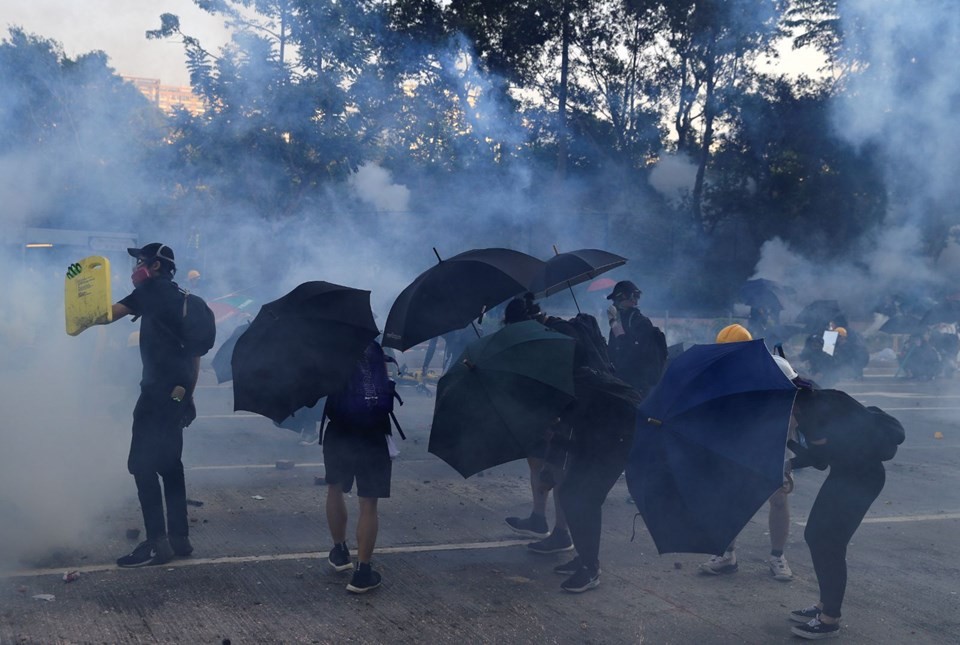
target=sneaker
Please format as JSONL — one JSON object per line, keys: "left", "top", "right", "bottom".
{"left": 560, "top": 566, "right": 600, "bottom": 593}
{"left": 699, "top": 551, "right": 737, "bottom": 575}
{"left": 169, "top": 535, "right": 194, "bottom": 557}
{"left": 527, "top": 530, "right": 574, "bottom": 554}
{"left": 346, "top": 563, "right": 382, "bottom": 594}
{"left": 769, "top": 554, "right": 793, "bottom": 581}
{"left": 116, "top": 537, "right": 173, "bottom": 568}
{"left": 328, "top": 543, "right": 352, "bottom": 572}
{"left": 505, "top": 513, "right": 549, "bottom": 539}
{"left": 553, "top": 556, "right": 582, "bottom": 576}
{"left": 791, "top": 617, "right": 840, "bottom": 639}
{"left": 790, "top": 605, "right": 823, "bottom": 624}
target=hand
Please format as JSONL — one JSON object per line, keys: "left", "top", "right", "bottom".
{"left": 607, "top": 304, "right": 619, "bottom": 325}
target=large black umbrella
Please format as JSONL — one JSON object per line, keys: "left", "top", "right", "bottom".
{"left": 232, "top": 282, "right": 379, "bottom": 423}
{"left": 383, "top": 248, "right": 545, "bottom": 351}
{"left": 428, "top": 320, "right": 577, "bottom": 478}
{"left": 795, "top": 299, "right": 844, "bottom": 332}
{"left": 920, "top": 301, "right": 960, "bottom": 326}
{"left": 737, "top": 279, "right": 789, "bottom": 313}
{"left": 210, "top": 322, "right": 250, "bottom": 383}
{"left": 528, "top": 248, "right": 627, "bottom": 306}
{"left": 879, "top": 314, "right": 922, "bottom": 335}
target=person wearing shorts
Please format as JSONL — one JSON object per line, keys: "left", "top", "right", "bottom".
{"left": 323, "top": 417, "right": 392, "bottom": 594}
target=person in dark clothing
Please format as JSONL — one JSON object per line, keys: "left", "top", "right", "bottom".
{"left": 99, "top": 243, "right": 203, "bottom": 567}
{"left": 553, "top": 370, "right": 639, "bottom": 593}
{"left": 787, "top": 388, "right": 892, "bottom": 639}
{"left": 606, "top": 280, "right": 667, "bottom": 396}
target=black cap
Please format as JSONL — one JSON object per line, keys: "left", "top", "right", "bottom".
{"left": 607, "top": 280, "right": 642, "bottom": 301}
{"left": 127, "top": 242, "right": 176, "bottom": 267}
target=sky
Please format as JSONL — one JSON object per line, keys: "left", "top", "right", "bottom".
{"left": 1, "top": 0, "right": 233, "bottom": 86}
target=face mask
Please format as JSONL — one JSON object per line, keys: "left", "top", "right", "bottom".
{"left": 131, "top": 264, "right": 153, "bottom": 287}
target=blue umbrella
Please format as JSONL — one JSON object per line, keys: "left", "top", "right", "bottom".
{"left": 625, "top": 339, "right": 797, "bottom": 555}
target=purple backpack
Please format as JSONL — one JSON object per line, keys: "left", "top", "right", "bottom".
{"left": 324, "top": 342, "right": 403, "bottom": 434}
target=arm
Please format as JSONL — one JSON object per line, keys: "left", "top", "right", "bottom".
{"left": 110, "top": 302, "right": 133, "bottom": 321}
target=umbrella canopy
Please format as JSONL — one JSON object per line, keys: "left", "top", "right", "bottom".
{"left": 210, "top": 322, "right": 250, "bottom": 383}
{"left": 795, "top": 299, "right": 843, "bottom": 332}
{"left": 383, "top": 248, "right": 545, "bottom": 351}
{"left": 625, "top": 339, "right": 797, "bottom": 555}
{"left": 920, "top": 301, "right": 960, "bottom": 326}
{"left": 528, "top": 249, "right": 627, "bottom": 298}
{"left": 428, "top": 320, "right": 577, "bottom": 478}
{"left": 232, "top": 282, "right": 379, "bottom": 423}
{"left": 879, "top": 314, "right": 922, "bottom": 335}
{"left": 587, "top": 277, "right": 617, "bottom": 293}
{"left": 737, "top": 279, "right": 790, "bottom": 312}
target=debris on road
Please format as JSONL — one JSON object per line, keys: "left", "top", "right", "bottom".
{"left": 32, "top": 594, "right": 55, "bottom": 602}
{"left": 251, "top": 495, "right": 265, "bottom": 500}
{"left": 314, "top": 476, "right": 327, "bottom": 486}
{"left": 276, "top": 460, "right": 295, "bottom": 470}
{"left": 62, "top": 571, "right": 81, "bottom": 583}
{"left": 186, "top": 498, "right": 205, "bottom": 507}
{"left": 934, "top": 431, "right": 944, "bottom": 439}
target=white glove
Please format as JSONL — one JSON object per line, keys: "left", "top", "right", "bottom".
{"left": 607, "top": 305, "right": 625, "bottom": 337}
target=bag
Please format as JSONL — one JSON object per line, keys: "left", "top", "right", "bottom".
{"left": 178, "top": 291, "right": 217, "bottom": 357}
{"left": 324, "top": 342, "right": 404, "bottom": 434}
{"left": 610, "top": 309, "right": 667, "bottom": 390}
{"left": 545, "top": 314, "right": 612, "bottom": 373}
{"left": 864, "top": 406, "right": 905, "bottom": 461}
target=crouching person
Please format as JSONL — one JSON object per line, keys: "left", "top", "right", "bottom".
{"left": 321, "top": 341, "right": 400, "bottom": 593}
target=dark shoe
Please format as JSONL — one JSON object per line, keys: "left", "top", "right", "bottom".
{"left": 560, "top": 566, "right": 600, "bottom": 593}
{"left": 169, "top": 535, "right": 193, "bottom": 557}
{"left": 117, "top": 537, "right": 173, "bottom": 568}
{"left": 790, "top": 605, "right": 823, "bottom": 624}
{"left": 553, "top": 556, "right": 582, "bottom": 576}
{"left": 527, "top": 530, "right": 574, "bottom": 554}
{"left": 505, "top": 513, "right": 549, "bottom": 539}
{"left": 791, "top": 617, "right": 840, "bottom": 639}
{"left": 328, "top": 543, "right": 352, "bottom": 572}
{"left": 346, "top": 563, "right": 382, "bottom": 594}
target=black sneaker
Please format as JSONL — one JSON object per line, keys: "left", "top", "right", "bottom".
{"left": 169, "top": 535, "right": 193, "bottom": 557}
{"left": 791, "top": 617, "right": 840, "bottom": 639}
{"left": 553, "top": 556, "right": 582, "bottom": 576}
{"left": 790, "top": 605, "right": 823, "bottom": 624}
{"left": 346, "top": 564, "right": 382, "bottom": 594}
{"left": 328, "top": 543, "right": 352, "bottom": 572}
{"left": 527, "top": 530, "right": 574, "bottom": 554}
{"left": 116, "top": 537, "right": 173, "bottom": 568}
{"left": 560, "top": 565, "right": 600, "bottom": 593}
{"left": 505, "top": 513, "right": 549, "bottom": 539}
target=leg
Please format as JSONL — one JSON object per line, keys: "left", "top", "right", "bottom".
{"left": 356, "top": 497, "right": 380, "bottom": 564}
{"left": 134, "top": 471, "right": 167, "bottom": 540}
{"left": 551, "top": 466, "right": 568, "bottom": 532}
{"left": 327, "top": 483, "right": 348, "bottom": 545}
{"left": 559, "top": 448, "right": 627, "bottom": 570}
{"left": 528, "top": 457, "right": 549, "bottom": 517}
{"left": 769, "top": 487, "right": 789, "bottom": 553}
{"left": 161, "top": 462, "right": 189, "bottom": 538}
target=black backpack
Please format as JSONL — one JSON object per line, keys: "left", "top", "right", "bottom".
{"left": 864, "top": 406, "right": 905, "bottom": 461}
{"left": 178, "top": 290, "right": 217, "bottom": 357}
{"left": 545, "top": 314, "right": 612, "bottom": 373}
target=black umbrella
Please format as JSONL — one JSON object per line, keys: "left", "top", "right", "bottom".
{"left": 232, "top": 282, "right": 379, "bottom": 423}
{"left": 528, "top": 248, "right": 627, "bottom": 312}
{"left": 210, "top": 322, "right": 250, "bottom": 383}
{"left": 737, "top": 279, "right": 789, "bottom": 313}
{"left": 920, "top": 301, "right": 960, "bottom": 326}
{"left": 879, "top": 314, "right": 922, "bottom": 335}
{"left": 383, "top": 248, "right": 545, "bottom": 351}
{"left": 795, "top": 299, "right": 843, "bottom": 332}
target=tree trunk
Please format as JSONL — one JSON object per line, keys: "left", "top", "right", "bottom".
{"left": 692, "top": 37, "right": 717, "bottom": 229}
{"left": 557, "top": 0, "right": 571, "bottom": 179}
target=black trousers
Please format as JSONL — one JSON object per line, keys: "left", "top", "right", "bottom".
{"left": 128, "top": 389, "right": 192, "bottom": 541}
{"left": 804, "top": 463, "right": 885, "bottom": 618}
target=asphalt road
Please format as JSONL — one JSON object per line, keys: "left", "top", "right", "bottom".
{"left": 2, "top": 369, "right": 959, "bottom": 644}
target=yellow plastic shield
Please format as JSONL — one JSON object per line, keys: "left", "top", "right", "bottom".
{"left": 65, "top": 256, "right": 113, "bottom": 336}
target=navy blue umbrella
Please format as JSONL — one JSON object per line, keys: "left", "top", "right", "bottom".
{"left": 625, "top": 339, "right": 797, "bottom": 555}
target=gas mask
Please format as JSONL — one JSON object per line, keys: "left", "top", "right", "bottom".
{"left": 131, "top": 263, "right": 154, "bottom": 287}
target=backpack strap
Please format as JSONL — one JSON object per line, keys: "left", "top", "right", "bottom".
{"left": 388, "top": 411, "right": 406, "bottom": 440}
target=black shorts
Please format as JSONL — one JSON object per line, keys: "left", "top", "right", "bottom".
{"left": 322, "top": 423, "right": 392, "bottom": 498}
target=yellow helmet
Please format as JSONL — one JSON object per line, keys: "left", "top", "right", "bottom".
{"left": 716, "top": 323, "right": 752, "bottom": 344}
{"left": 187, "top": 269, "right": 201, "bottom": 281}
{"left": 127, "top": 331, "right": 140, "bottom": 348}
{"left": 834, "top": 326, "right": 848, "bottom": 337}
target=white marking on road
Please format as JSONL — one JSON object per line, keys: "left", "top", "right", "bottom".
{"left": 854, "top": 393, "right": 960, "bottom": 399}
{"left": 187, "top": 463, "right": 324, "bottom": 471}
{"left": 1, "top": 539, "right": 529, "bottom": 579}
{"left": 197, "top": 414, "right": 264, "bottom": 419}
{"left": 796, "top": 512, "right": 960, "bottom": 527}
{"left": 875, "top": 407, "right": 960, "bottom": 411}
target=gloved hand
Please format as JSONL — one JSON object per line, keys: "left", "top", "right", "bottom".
{"left": 607, "top": 304, "right": 619, "bottom": 325}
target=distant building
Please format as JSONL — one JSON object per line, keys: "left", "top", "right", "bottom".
{"left": 123, "top": 76, "right": 206, "bottom": 115}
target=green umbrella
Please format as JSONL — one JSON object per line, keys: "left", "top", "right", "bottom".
{"left": 428, "top": 320, "right": 577, "bottom": 478}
